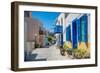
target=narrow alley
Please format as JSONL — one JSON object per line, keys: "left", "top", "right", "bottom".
{"left": 31, "top": 44, "right": 72, "bottom": 61}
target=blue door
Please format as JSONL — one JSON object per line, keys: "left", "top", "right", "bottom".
{"left": 80, "top": 14, "right": 88, "bottom": 42}
{"left": 72, "top": 19, "right": 78, "bottom": 48}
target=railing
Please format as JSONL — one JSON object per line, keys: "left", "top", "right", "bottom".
{"left": 54, "top": 25, "right": 63, "bottom": 34}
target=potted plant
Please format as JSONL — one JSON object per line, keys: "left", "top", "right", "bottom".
{"left": 60, "top": 46, "right": 65, "bottom": 56}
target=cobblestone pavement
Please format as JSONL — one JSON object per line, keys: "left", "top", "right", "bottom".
{"left": 31, "top": 44, "right": 72, "bottom": 61}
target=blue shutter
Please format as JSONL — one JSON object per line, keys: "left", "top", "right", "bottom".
{"left": 72, "top": 19, "right": 78, "bottom": 48}
{"left": 77, "top": 19, "right": 81, "bottom": 42}
{"left": 80, "top": 14, "right": 88, "bottom": 42}
{"left": 84, "top": 14, "right": 88, "bottom": 42}
{"left": 66, "top": 25, "right": 71, "bottom": 41}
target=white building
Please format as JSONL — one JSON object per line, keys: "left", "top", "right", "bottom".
{"left": 55, "top": 13, "right": 66, "bottom": 46}
{"left": 55, "top": 13, "right": 90, "bottom": 49}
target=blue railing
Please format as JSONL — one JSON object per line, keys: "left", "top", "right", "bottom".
{"left": 54, "top": 25, "right": 63, "bottom": 34}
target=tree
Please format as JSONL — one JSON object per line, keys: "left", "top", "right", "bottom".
{"left": 47, "top": 36, "right": 53, "bottom": 43}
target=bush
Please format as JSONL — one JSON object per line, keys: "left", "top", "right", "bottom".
{"left": 48, "top": 36, "right": 52, "bottom": 42}
{"left": 63, "top": 42, "right": 73, "bottom": 55}
{"left": 63, "top": 42, "right": 69, "bottom": 50}
{"left": 73, "top": 48, "right": 90, "bottom": 59}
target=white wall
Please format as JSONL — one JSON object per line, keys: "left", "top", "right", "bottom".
{"left": 56, "top": 13, "right": 67, "bottom": 42}
{"left": 0, "top": 0, "right": 100, "bottom": 73}
{"left": 56, "top": 13, "right": 66, "bottom": 44}
{"left": 65, "top": 13, "right": 81, "bottom": 42}
{"left": 65, "top": 14, "right": 81, "bottom": 26}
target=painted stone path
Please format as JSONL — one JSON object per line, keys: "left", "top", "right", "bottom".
{"left": 31, "top": 44, "right": 72, "bottom": 61}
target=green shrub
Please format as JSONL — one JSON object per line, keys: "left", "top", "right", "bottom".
{"left": 48, "top": 36, "right": 52, "bottom": 42}
{"left": 63, "top": 42, "right": 73, "bottom": 55}
{"left": 73, "top": 48, "right": 90, "bottom": 59}
{"left": 63, "top": 42, "right": 69, "bottom": 50}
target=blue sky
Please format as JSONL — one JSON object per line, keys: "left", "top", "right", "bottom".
{"left": 32, "top": 11, "right": 60, "bottom": 32}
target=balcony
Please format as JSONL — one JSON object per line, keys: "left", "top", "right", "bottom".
{"left": 54, "top": 25, "right": 63, "bottom": 34}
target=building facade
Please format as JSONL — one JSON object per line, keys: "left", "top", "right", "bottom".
{"left": 24, "top": 11, "right": 46, "bottom": 53}
{"left": 54, "top": 13, "right": 90, "bottom": 49}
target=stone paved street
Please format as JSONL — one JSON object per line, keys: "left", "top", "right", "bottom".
{"left": 31, "top": 44, "right": 72, "bottom": 61}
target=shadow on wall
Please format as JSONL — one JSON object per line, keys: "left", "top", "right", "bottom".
{"left": 24, "top": 51, "right": 47, "bottom": 61}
